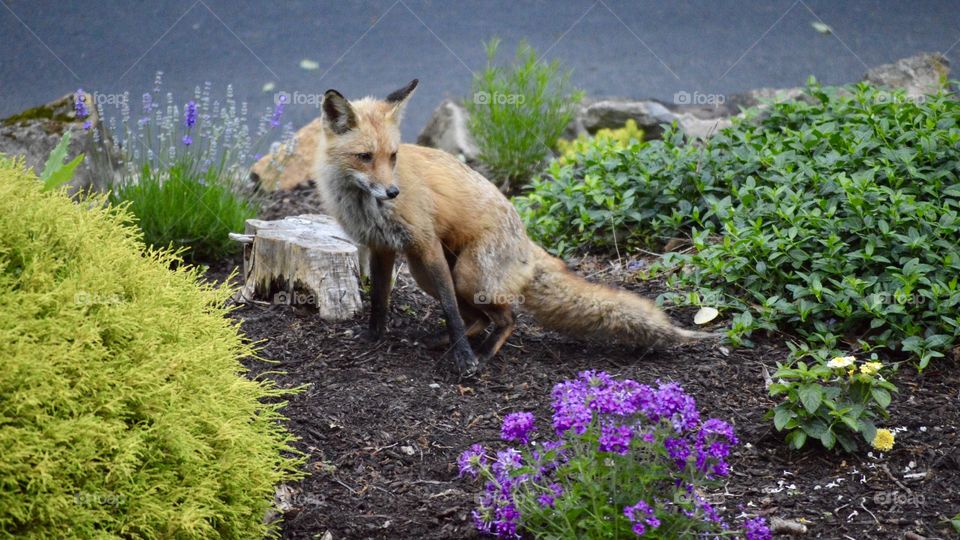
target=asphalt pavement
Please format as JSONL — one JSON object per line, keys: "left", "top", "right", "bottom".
{"left": 2, "top": 0, "right": 958, "bottom": 140}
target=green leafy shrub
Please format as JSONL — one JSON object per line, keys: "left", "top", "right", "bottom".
{"left": 516, "top": 124, "right": 707, "bottom": 256}
{"left": 105, "top": 77, "right": 288, "bottom": 261}
{"left": 768, "top": 355, "right": 898, "bottom": 451}
{"left": 458, "top": 371, "right": 770, "bottom": 538}
{"left": 0, "top": 161, "right": 302, "bottom": 538}
{"left": 467, "top": 38, "right": 583, "bottom": 192}
{"left": 555, "top": 119, "right": 644, "bottom": 164}
{"left": 111, "top": 158, "right": 257, "bottom": 261}
{"left": 518, "top": 82, "right": 960, "bottom": 369}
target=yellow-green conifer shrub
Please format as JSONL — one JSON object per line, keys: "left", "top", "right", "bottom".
{"left": 555, "top": 119, "right": 645, "bottom": 164}
{"left": 0, "top": 159, "right": 302, "bottom": 538}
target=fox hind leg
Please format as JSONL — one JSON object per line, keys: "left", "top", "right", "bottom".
{"left": 475, "top": 303, "right": 515, "bottom": 362}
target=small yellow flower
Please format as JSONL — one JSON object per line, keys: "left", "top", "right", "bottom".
{"left": 860, "top": 362, "right": 883, "bottom": 376}
{"left": 827, "top": 356, "right": 855, "bottom": 369}
{"left": 847, "top": 367, "right": 856, "bottom": 377}
{"left": 872, "top": 429, "right": 895, "bottom": 452}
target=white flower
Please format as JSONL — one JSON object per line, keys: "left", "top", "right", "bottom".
{"left": 827, "top": 355, "right": 855, "bottom": 368}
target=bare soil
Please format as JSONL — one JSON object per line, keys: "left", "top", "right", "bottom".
{"left": 205, "top": 189, "right": 960, "bottom": 539}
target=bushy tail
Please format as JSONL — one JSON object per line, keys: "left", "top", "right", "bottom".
{"left": 520, "top": 246, "right": 719, "bottom": 348}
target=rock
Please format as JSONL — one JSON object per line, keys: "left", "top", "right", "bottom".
{"left": 577, "top": 98, "right": 677, "bottom": 139}
{"left": 416, "top": 99, "right": 479, "bottom": 162}
{"left": 249, "top": 117, "right": 323, "bottom": 191}
{"left": 863, "top": 52, "right": 949, "bottom": 99}
{"left": 0, "top": 93, "right": 120, "bottom": 193}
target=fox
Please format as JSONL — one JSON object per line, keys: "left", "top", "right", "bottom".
{"left": 315, "top": 79, "right": 717, "bottom": 376}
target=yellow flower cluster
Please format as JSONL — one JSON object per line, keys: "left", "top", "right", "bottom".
{"left": 860, "top": 362, "right": 883, "bottom": 375}
{"left": 555, "top": 119, "right": 644, "bottom": 164}
{"left": 871, "top": 428, "right": 895, "bottom": 452}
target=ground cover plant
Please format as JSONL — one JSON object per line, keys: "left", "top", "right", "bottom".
{"left": 105, "top": 74, "right": 293, "bottom": 260}
{"left": 467, "top": 39, "right": 583, "bottom": 193}
{"left": 516, "top": 81, "right": 959, "bottom": 451}
{"left": 0, "top": 159, "right": 301, "bottom": 538}
{"left": 517, "top": 81, "right": 960, "bottom": 366}
{"left": 458, "top": 371, "right": 770, "bottom": 539}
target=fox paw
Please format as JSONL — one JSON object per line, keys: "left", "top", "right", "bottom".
{"left": 452, "top": 349, "right": 482, "bottom": 378}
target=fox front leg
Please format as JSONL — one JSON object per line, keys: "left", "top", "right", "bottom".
{"left": 366, "top": 249, "right": 396, "bottom": 341}
{"left": 413, "top": 240, "right": 481, "bottom": 376}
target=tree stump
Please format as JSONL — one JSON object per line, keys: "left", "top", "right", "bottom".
{"left": 230, "top": 214, "right": 366, "bottom": 321}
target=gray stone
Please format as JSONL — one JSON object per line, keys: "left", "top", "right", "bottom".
{"left": 577, "top": 98, "right": 678, "bottom": 139}
{"left": 415, "top": 99, "right": 479, "bottom": 162}
{"left": 863, "top": 52, "right": 949, "bottom": 99}
{"left": 0, "top": 93, "right": 121, "bottom": 193}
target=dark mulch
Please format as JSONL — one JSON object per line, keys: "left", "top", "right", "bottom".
{"left": 203, "top": 198, "right": 959, "bottom": 540}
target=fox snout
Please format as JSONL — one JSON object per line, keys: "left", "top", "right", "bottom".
{"left": 360, "top": 176, "right": 400, "bottom": 201}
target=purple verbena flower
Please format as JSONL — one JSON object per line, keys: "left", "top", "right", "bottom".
{"left": 501, "top": 412, "right": 536, "bottom": 444}
{"left": 624, "top": 499, "right": 660, "bottom": 537}
{"left": 664, "top": 437, "right": 691, "bottom": 469}
{"left": 494, "top": 503, "right": 521, "bottom": 538}
{"left": 650, "top": 382, "right": 700, "bottom": 432}
{"left": 743, "top": 517, "right": 772, "bottom": 540}
{"left": 598, "top": 423, "right": 633, "bottom": 455}
{"left": 457, "top": 444, "right": 487, "bottom": 478}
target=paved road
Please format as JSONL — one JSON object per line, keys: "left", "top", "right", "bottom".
{"left": 2, "top": 0, "right": 958, "bottom": 142}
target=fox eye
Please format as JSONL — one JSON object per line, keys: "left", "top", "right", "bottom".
{"left": 390, "top": 152, "right": 398, "bottom": 163}
{"left": 356, "top": 152, "right": 373, "bottom": 163}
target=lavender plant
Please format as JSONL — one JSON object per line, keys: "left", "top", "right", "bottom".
{"left": 458, "top": 371, "right": 771, "bottom": 539}
{"left": 106, "top": 72, "right": 296, "bottom": 260}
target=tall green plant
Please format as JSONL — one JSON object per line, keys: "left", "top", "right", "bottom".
{"left": 467, "top": 38, "right": 583, "bottom": 193}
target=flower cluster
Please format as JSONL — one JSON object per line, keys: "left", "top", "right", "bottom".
{"left": 623, "top": 500, "right": 660, "bottom": 536}
{"left": 458, "top": 371, "right": 767, "bottom": 538}
{"left": 871, "top": 428, "right": 895, "bottom": 452}
{"left": 74, "top": 88, "right": 91, "bottom": 130}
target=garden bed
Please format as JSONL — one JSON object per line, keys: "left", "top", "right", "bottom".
{"left": 205, "top": 224, "right": 959, "bottom": 539}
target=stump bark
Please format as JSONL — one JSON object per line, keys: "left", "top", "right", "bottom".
{"left": 231, "top": 214, "right": 366, "bottom": 321}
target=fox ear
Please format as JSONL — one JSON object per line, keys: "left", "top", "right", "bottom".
{"left": 322, "top": 89, "right": 357, "bottom": 135}
{"left": 385, "top": 79, "right": 418, "bottom": 123}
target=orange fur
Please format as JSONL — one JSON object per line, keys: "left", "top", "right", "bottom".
{"left": 315, "top": 81, "right": 716, "bottom": 374}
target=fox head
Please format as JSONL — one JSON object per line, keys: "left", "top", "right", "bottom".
{"left": 321, "top": 79, "right": 418, "bottom": 201}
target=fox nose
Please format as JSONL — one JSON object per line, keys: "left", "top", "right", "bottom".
{"left": 385, "top": 185, "right": 400, "bottom": 199}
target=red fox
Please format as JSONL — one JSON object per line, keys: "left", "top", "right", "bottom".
{"left": 315, "top": 80, "right": 716, "bottom": 376}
